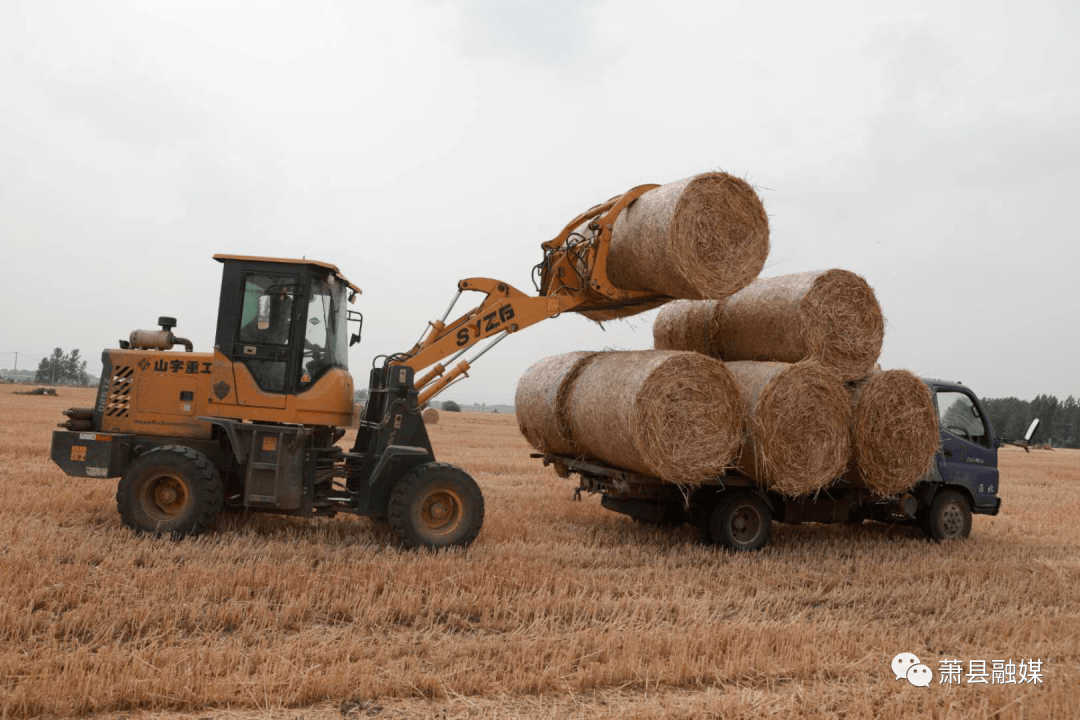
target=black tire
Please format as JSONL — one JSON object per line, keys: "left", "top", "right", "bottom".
{"left": 710, "top": 491, "right": 772, "bottom": 552}
{"left": 116, "top": 445, "right": 223, "bottom": 538}
{"left": 922, "top": 489, "right": 972, "bottom": 541}
{"left": 388, "top": 462, "right": 484, "bottom": 549}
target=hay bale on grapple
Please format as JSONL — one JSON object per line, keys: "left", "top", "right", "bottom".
{"left": 576, "top": 172, "right": 770, "bottom": 321}
{"left": 654, "top": 270, "right": 884, "bottom": 381}
{"left": 726, "top": 360, "right": 852, "bottom": 496}
{"left": 516, "top": 350, "right": 743, "bottom": 484}
{"left": 848, "top": 370, "right": 939, "bottom": 496}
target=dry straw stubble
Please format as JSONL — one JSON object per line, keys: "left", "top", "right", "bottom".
{"left": 654, "top": 270, "right": 884, "bottom": 381}
{"left": 578, "top": 172, "right": 770, "bottom": 321}
{"left": 3, "top": 388, "right": 1080, "bottom": 719}
{"left": 727, "top": 360, "right": 852, "bottom": 496}
{"left": 849, "top": 369, "right": 940, "bottom": 496}
{"left": 562, "top": 350, "right": 743, "bottom": 484}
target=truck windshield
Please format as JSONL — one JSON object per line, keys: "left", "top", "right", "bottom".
{"left": 300, "top": 275, "right": 348, "bottom": 389}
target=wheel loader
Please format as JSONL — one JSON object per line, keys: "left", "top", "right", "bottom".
{"left": 49, "top": 186, "right": 664, "bottom": 548}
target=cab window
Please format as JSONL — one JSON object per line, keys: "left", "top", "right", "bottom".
{"left": 937, "top": 390, "right": 990, "bottom": 447}
{"left": 299, "top": 275, "right": 346, "bottom": 390}
{"left": 239, "top": 274, "right": 295, "bottom": 346}
{"left": 237, "top": 272, "right": 297, "bottom": 394}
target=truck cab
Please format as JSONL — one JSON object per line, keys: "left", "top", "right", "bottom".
{"left": 921, "top": 379, "right": 1002, "bottom": 518}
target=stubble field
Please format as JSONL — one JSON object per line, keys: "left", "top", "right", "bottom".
{"left": 1, "top": 387, "right": 1078, "bottom": 719}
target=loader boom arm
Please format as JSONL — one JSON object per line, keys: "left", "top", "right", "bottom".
{"left": 392, "top": 183, "right": 666, "bottom": 404}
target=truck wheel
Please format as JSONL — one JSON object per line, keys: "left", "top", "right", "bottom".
{"left": 388, "top": 462, "right": 484, "bottom": 549}
{"left": 710, "top": 491, "right": 772, "bottom": 552}
{"left": 116, "top": 446, "right": 223, "bottom": 538}
{"left": 923, "top": 490, "right": 972, "bottom": 541}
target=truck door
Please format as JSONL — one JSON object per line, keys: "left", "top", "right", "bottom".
{"left": 934, "top": 388, "right": 999, "bottom": 507}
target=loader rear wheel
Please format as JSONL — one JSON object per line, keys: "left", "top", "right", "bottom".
{"left": 117, "top": 446, "right": 223, "bottom": 539}
{"left": 388, "top": 463, "right": 484, "bottom": 550}
{"left": 710, "top": 491, "right": 772, "bottom": 552}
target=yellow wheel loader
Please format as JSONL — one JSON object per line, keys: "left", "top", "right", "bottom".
{"left": 49, "top": 186, "right": 664, "bottom": 549}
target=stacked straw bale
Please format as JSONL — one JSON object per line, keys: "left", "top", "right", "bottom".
{"left": 516, "top": 350, "right": 743, "bottom": 484}
{"left": 515, "top": 352, "right": 599, "bottom": 456}
{"left": 848, "top": 370, "right": 940, "bottom": 496}
{"left": 653, "top": 270, "right": 884, "bottom": 381}
{"left": 726, "top": 360, "right": 852, "bottom": 496}
{"left": 576, "top": 172, "right": 770, "bottom": 321}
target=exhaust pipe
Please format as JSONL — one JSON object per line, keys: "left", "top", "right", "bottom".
{"left": 58, "top": 419, "right": 93, "bottom": 431}
{"left": 129, "top": 316, "right": 194, "bottom": 352}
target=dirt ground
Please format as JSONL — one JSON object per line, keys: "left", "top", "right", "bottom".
{"left": 1, "top": 387, "right": 1077, "bottom": 719}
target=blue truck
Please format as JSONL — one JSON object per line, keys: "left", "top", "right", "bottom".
{"left": 538, "top": 378, "right": 1027, "bottom": 551}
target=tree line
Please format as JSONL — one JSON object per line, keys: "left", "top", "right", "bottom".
{"left": 982, "top": 394, "right": 1079, "bottom": 448}
{"left": 34, "top": 348, "right": 92, "bottom": 386}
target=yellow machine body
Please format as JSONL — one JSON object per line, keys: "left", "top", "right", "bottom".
{"left": 96, "top": 348, "right": 354, "bottom": 438}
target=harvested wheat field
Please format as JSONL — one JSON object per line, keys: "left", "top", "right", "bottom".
{"left": 1, "top": 387, "right": 1078, "bottom": 719}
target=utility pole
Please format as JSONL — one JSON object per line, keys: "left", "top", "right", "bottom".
{"left": 12, "top": 352, "right": 16, "bottom": 373}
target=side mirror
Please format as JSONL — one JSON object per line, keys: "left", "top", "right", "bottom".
{"left": 348, "top": 310, "right": 364, "bottom": 347}
{"left": 257, "top": 295, "right": 272, "bottom": 330}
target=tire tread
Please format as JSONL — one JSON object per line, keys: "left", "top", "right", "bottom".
{"left": 116, "top": 445, "right": 223, "bottom": 538}
{"left": 387, "top": 462, "right": 484, "bottom": 550}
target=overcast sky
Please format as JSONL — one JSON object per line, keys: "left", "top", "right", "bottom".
{"left": 1, "top": 0, "right": 1077, "bottom": 404}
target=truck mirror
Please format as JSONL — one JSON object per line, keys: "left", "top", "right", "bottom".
{"left": 257, "top": 294, "right": 272, "bottom": 330}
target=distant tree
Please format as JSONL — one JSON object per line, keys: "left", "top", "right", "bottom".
{"left": 35, "top": 348, "right": 90, "bottom": 385}
{"left": 442, "top": 400, "right": 462, "bottom": 412}
{"left": 1059, "top": 396, "right": 1078, "bottom": 448}
{"left": 354, "top": 388, "right": 369, "bottom": 403}
{"left": 981, "top": 393, "right": 1080, "bottom": 447}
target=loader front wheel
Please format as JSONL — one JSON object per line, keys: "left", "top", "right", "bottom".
{"left": 388, "top": 463, "right": 484, "bottom": 549}
{"left": 117, "top": 446, "right": 223, "bottom": 539}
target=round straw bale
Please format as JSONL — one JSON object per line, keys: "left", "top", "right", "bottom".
{"left": 849, "top": 370, "right": 939, "bottom": 496}
{"left": 576, "top": 173, "right": 769, "bottom": 322}
{"left": 515, "top": 352, "right": 600, "bottom": 456}
{"left": 422, "top": 407, "right": 440, "bottom": 425}
{"left": 651, "top": 299, "right": 724, "bottom": 354}
{"left": 564, "top": 350, "right": 743, "bottom": 484}
{"left": 653, "top": 270, "right": 884, "bottom": 382}
{"left": 727, "top": 360, "right": 852, "bottom": 496}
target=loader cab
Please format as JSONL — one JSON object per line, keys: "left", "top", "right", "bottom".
{"left": 213, "top": 254, "right": 360, "bottom": 396}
